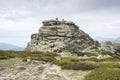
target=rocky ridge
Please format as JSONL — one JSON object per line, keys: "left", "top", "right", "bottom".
{"left": 25, "top": 19, "right": 120, "bottom": 56}
{"left": 25, "top": 19, "right": 99, "bottom": 53}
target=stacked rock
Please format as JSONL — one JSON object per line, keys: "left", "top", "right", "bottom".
{"left": 25, "top": 19, "right": 99, "bottom": 53}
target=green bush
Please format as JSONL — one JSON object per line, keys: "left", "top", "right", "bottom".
{"left": 72, "top": 52, "right": 97, "bottom": 57}
{"left": 84, "top": 68, "right": 120, "bottom": 80}
{"left": 0, "top": 56, "right": 9, "bottom": 59}
{"left": 53, "top": 57, "right": 79, "bottom": 65}
{"left": 0, "top": 50, "right": 58, "bottom": 62}
{"left": 23, "top": 52, "right": 58, "bottom": 62}
{"left": 79, "top": 57, "right": 120, "bottom": 62}
{"left": 53, "top": 57, "right": 99, "bottom": 70}
{"left": 101, "top": 57, "right": 120, "bottom": 62}
{"left": 61, "top": 62, "right": 99, "bottom": 70}
{"left": 99, "top": 63, "right": 120, "bottom": 69}
{"left": 53, "top": 58, "right": 72, "bottom": 66}
{"left": 22, "top": 57, "right": 27, "bottom": 62}
{"left": 88, "top": 57, "right": 106, "bottom": 62}
{"left": 100, "top": 50, "right": 113, "bottom": 55}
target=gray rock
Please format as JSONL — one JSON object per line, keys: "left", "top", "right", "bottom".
{"left": 100, "top": 41, "right": 120, "bottom": 55}
{"left": 25, "top": 19, "right": 100, "bottom": 53}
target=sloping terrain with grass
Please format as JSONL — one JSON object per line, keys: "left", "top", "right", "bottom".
{"left": 0, "top": 50, "right": 120, "bottom": 80}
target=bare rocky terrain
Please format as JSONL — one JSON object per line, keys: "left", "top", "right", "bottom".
{"left": 0, "top": 58, "right": 91, "bottom": 80}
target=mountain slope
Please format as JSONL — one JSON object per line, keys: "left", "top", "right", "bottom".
{"left": 0, "top": 43, "right": 23, "bottom": 51}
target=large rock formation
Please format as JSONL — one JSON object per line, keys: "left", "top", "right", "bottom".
{"left": 25, "top": 19, "right": 99, "bottom": 53}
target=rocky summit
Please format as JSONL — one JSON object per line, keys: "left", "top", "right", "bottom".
{"left": 25, "top": 18, "right": 99, "bottom": 53}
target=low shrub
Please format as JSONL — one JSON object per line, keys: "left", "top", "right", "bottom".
{"left": 53, "top": 57, "right": 99, "bottom": 70}
{"left": 90, "top": 46, "right": 98, "bottom": 50}
{"left": 61, "top": 62, "right": 99, "bottom": 70}
{"left": 22, "top": 57, "right": 27, "bottom": 62}
{"left": 72, "top": 52, "right": 97, "bottom": 57}
{"left": 90, "top": 57, "right": 120, "bottom": 62}
{"left": 88, "top": 57, "right": 106, "bottom": 62}
{"left": 100, "top": 50, "right": 113, "bottom": 55}
{"left": 84, "top": 68, "right": 120, "bottom": 80}
{"left": 0, "top": 50, "right": 58, "bottom": 62}
{"left": 99, "top": 63, "right": 120, "bottom": 69}
{"left": 53, "top": 57, "right": 79, "bottom": 65}
{"left": 0, "top": 56, "right": 9, "bottom": 59}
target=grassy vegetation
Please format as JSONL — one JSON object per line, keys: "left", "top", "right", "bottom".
{"left": 72, "top": 52, "right": 98, "bottom": 57}
{"left": 90, "top": 46, "right": 98, "bottom": 50}
{"left": 84, "top": 68, "right": 120, "bottom": 80}
{"left": 0, "top": 51, "right": 120, "bottom": 70}
{"left": 79, "top": 57, "right": 120, "bottom": 62}
{"left": 53, "top": 57, "right": 99, "bottom": 70}
{"left": 0, "top": 50, "right": 100, "bottom": 70}
{"left": 61, "top": 62, "right": 99, "bottom": 70}
{"left": 0, "top": 50, "right": 120, "bottom": 80}
{"left": 53, "top": 52, "right": 119, "bottom": 80}
{"left": 83, "top": 58, "right": 120, "bottom": 80}
{"left": 71, "top": 49, "right": 114, "bottom": 57}
{"left": 0, "top": 50, "right": 58, "bottom": 62}
{"left": 100, "top": 50, "right": 113, "bottom": 55}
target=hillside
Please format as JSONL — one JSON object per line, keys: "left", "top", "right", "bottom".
{"left": 0, "top": 43, "right": 23, "bottom": 51}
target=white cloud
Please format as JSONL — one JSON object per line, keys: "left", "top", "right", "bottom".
{"left": 0, "top": 0, "right": 120, "bottom": 47}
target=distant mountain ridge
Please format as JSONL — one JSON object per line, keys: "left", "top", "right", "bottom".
{"left": 113, "top": 37, "right": 120, "bottom": 43}
{"left": 0, "top": 43, "right": 23, "bottom": 51}
{"left": 95, "top": 37, "right": 120, "bottom": 43}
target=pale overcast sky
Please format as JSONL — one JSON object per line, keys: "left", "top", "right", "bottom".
{"left": 0, "top": 0, "right": 120, "bottom": 47}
